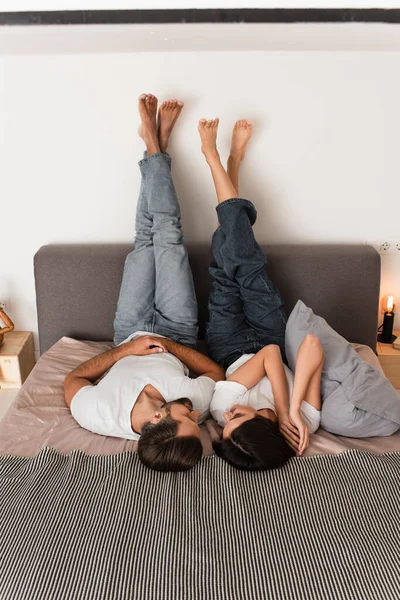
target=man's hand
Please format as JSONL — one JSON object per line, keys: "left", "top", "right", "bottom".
{"left": 64, "top": 336, "right": 168, "bottom": 408}
{"left": 156, "top": 338, "right": 225, "bottom": 382}
{"left": 125, "top": 335, "right": 168, "bottom": 356}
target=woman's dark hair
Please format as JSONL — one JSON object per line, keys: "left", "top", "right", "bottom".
{"left": 213, "top": 416, "right": 294, "bottom": 471}
{"left": 138, "top": 417, "right": 202, "bottom": 472}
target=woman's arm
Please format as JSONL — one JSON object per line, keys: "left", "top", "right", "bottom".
{"left": 227, "top": 345, "right": 290, "bottom": 417}
{"left": 280, "top": 334, "right": 324, "bottom": 455}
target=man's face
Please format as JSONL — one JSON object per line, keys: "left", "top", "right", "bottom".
{"left": 161, "top": 399, "right": 201, "bottom": 439}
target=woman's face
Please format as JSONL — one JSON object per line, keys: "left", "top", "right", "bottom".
{"left": 222, "top": 404, "right": 277, "bottom": 439}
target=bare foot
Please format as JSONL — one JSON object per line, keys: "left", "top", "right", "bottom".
{"left": 138, "top": 93, "right": 160, "bottom": 154}
{"left": 229, "top": 120, "right": 253, "bottom": 162}
{"left": 157, "top": 99, "right": 184, "bottom": 151}
{"left": 198, "top": 118, "right": 220, "bottom": 161}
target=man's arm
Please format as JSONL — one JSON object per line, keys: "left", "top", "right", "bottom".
{"left": 162, "top": 339, "right": 225, "bottom": 382}
{"left": 64, "top": 335, "right": 168, "bottom": 407}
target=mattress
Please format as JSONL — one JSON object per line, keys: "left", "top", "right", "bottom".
{"left": 1, "top": 336, "right": 399, "bottom": 457}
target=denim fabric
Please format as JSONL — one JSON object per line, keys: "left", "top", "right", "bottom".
{"left": 113, "top": 152, "right": 198, "bottom": 347}
{"left": 206, "top": 198, "right": 287, "bottom": 370}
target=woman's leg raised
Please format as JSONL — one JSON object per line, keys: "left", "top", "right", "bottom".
{"left": 199, "top": 118, "right": 286, "bottom": 362}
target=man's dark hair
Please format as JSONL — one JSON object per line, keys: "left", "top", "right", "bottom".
{"left": 213, "top": 416, "right": 294, "bottom": 471}
{"left": 138, "top": 399, "right": 203, "bottom": 472}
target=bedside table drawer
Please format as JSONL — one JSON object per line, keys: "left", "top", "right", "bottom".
{"left": 0, "top": 332, "right": 35, "bottom": 389}
{"left": 0, "top": 355, "right": 22, "bottom": 386}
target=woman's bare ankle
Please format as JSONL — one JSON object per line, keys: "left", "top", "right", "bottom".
{"left": 204, "top": 148, "right": 220, "bottom": 165}
{"left": 198, "top": 118, "right": 220, "bottom": 164}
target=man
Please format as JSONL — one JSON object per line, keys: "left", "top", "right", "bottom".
{"left": 64, "top": 94, "right": 224, "bottom": 472}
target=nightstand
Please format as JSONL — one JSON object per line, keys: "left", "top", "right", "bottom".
{"left": 377, "top": 330, "right": 400, "bottom": 389}
{"left": 0, "top": 331, "right": 35, "bottom": 389}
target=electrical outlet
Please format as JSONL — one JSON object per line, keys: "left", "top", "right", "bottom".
{"left": 380, "top": 241, "right": 391, "bottom": 252}
{"left": 366, "top": 239, "right": 400, "bottom": 256}
{"left": 0, "top": 298, "right": 10, "bottom": 312}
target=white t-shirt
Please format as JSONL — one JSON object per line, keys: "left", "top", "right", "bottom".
{"left": 210, "top": 353, "right": 321, "bottom": 433}
{"left": 70, "top": 332, "right": 215, "bottom": 440}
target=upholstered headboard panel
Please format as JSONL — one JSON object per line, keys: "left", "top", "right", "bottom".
{"left": 34, "top": 244, "right": 380, "bottom": 355}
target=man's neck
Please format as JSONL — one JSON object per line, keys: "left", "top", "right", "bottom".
{"left": 131, "top": 385, "right": 165, "bottom": 433}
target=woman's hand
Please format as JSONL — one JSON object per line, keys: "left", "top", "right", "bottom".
{"left": 288, "top": 409, "right": 309, "bottom": 456}
{"left": 278, "top": 411, "right": 300, "bottom": 454}
{"left": 125, "top": 336, "right": 168, "bottom": 356}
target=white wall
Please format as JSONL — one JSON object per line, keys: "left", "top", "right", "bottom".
{"left": 1, "top": 27, "right": 400, "bottom": 351}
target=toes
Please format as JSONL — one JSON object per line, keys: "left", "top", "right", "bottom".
{"left": 198, "top": 118, "right": 218, "bottom": 130}
{"left": 160, "top": 99, "right": 184, "bottom": 111}
{"left": 145, "top": 94, "right": 157, "bottom": 106}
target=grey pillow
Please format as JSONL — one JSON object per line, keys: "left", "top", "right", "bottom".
{"left": 285, "top": 300, "right": 400, "bottom": 425}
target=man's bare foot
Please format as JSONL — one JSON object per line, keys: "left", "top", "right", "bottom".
{"left": 229, "top": 120, "right": 253, "bottom": 163}
{"left": 198, "top": 118, "right": 220, "bottom": 162}
{"left": 138, "top": 93, "right": 160, "bottom": 154}
{"left": 157, "top": 100, "right": 184, "bottom": 151}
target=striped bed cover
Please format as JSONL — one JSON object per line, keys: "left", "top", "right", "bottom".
{"left": 1, "top": 448, "right": 399, "bottom": 600}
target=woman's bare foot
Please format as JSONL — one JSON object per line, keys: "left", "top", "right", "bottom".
{"left": 198, "top": 118, "right": 220, "bottom": 162}
{"left": 157, "top": 99, "right": 184, "bottom": 151}
{"left": 138, "top": 93, "right": 160, "bottom": 155}
{"left": 229, "top": 120, "right": 253, "bottom": 163}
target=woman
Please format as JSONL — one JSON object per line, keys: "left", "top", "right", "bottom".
{"left": 198, "top": 117, "right": 324, "bottom": 470}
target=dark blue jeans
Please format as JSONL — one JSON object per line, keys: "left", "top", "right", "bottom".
{"left": 206, "top": 198, "right": 287, "bottom": 370}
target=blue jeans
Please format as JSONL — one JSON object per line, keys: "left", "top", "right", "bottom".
{"left": 113, "top": 152, "right": 198, "bottom": 347}
{"left": 206, "top": 198, "right": 287, "bottom": 370}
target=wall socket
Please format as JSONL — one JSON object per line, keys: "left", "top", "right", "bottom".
{"left": 0, "top": 298, "right": 11, "bottom": 313}
{"left": 366, "top": 239, "right": 400, "bottom": 255}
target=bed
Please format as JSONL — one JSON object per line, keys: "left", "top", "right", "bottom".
{"left": 1, "top": 243, "right": 400, "bottom": 600}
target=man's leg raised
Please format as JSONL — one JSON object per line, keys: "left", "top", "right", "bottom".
{"left": 113, "top": 94, "right": 159, "bottom": 345}
{"left": 145, "top": 100, "right": 198, "bottom": 347}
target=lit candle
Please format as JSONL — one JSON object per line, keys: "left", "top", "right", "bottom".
{"left": 386, "top": 295, "right": 394, "bottom": 313}
{"left": 379, "top": 294, "right": 396, "bottom": 343}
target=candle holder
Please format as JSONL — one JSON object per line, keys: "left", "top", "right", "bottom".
{"left": 0, "top": 302, "right": 15, "bottom": 348}
{"left": 378, "top": 295, "right": 396, "bottom": 344}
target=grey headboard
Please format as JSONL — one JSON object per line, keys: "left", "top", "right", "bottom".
{"left": 34, "top": 244, "right": 380, "bottom": 355}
